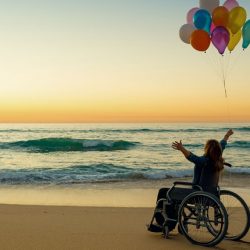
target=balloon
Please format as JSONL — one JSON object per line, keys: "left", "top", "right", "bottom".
{"left": 242, "top": 20, "right": 250, "bottom": 49}
{"left": 212, "top": 7, "right": 229, "bottom": 27}
{"left": 194, "top": 9, "right": 212, "bottom": 33}
{"left": 187, "top": 8, "right": 200, "bottom": 24}
{"left": 200, "top": 0, "right": 219, "bottom": 13}
{"left": 179, "top": 24, "right": 196, "bottom": 44}
{"left": 190, "top": 30, "right": 211, "bottom": 52}
{"left": 223, "top": 0, "right": 239, "bottom": 11}
{"left": 210, "top": 22, "right": 216, "bottom": 33}
{"left": 211, "top": 26, "right": 230, "bottom": 54}
{"left": 228, "top": 7, "right": 247, "bottom": 34}
{"left": 228, "top": 29, "right": 242, "bottom": 52}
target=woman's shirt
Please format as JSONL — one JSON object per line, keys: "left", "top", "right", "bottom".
{"left": 186, "top": 140, "right": 227, "bottom": 192}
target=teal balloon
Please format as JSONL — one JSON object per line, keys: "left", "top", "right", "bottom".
{"left": 193, "top": 9, "right": 212, "bottom": 33}
{"left": 242, "top": 20, "right": 250, "bottom": 49}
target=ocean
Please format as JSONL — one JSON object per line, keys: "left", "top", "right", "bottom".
{"left": 0, "top": 123, "right": 249, "bottom": 187}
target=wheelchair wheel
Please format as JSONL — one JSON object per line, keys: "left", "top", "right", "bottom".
{"left": 220, "top": 190, "right": 250, "bottom": 241}
{"left": 178, "top": 191, "right": 228, "bottom": 247}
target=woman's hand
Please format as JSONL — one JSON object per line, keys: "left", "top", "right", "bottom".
{"left": 172, "top": 140, "right": 184, "bottom": 151}
{"left": 224, "top": 129, "right": 234, "bottom": 141}
{"left": 172, "top": 140, "right": 191, "bottom": 158}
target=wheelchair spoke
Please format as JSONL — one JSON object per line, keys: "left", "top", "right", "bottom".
{"left": 220, "top": 190, "right": 250, "bottom": 240}
{"left": 178, "top": 192, "right": 228, "bottom": 247}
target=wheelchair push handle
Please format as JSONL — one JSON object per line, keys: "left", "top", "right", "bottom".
{"left": 224, "top": 162, "right": 232, "bottom": 167}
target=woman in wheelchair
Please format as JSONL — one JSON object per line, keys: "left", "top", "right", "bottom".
{"left": 148, "top": 129, "right": 234, "bottom": 238}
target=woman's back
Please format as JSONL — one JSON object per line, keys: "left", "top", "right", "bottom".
{"left": 195, "top": 158, "right": 220, "bottom": 192}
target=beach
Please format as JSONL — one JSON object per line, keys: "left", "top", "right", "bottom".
{"left": 0, "top": 202, "right": 249, "bottom": 250}
{"left": 0, "top": 176, "right": 249, "bottom": 250}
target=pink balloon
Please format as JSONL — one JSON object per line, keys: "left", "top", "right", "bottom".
{"left": 211, "top": 26, "right": 230, "bottom": 54}
{"left": 223, "top": 0, "right": 239, "bottom": 11}
{"left": 187, "top": 7, "right": 199, "bottom": 24}
{"left": 210, "top": 22, "right": 216, "bottom": 33}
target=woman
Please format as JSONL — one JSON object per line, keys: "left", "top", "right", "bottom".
{"left": 172, "top": 129, "right": 233, "bottom": 192}
{"left": 148, "top": 129, "right": 234, "bottom": 234}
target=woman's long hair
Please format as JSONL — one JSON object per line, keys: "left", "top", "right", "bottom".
{"left": 204, "top": 140, "right": 224, "bottom": 172}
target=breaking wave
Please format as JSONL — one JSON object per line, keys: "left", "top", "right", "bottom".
{"left": 0, "top": 138, "right": 138, "bottom": 153}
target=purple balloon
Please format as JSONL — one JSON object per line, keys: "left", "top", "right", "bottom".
{"left": 211, "top": 26, "right": 230, "bottom": 54}
{"left": 187, "top": 7, "right": 199, "bottom": 24}
{"left": 223, "top": 0, "right": 239, "bottom": 11}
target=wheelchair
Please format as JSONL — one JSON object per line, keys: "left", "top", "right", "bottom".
{"left": 147, "top": 180, "right": 250, "bottom": 247}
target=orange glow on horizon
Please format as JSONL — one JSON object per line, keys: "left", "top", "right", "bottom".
{"left": 1, "top": 97, "right": 249, "bottom": 123}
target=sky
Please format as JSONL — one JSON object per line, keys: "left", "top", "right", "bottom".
{"left": 0, "top": 0, "right": 250, "bottom": 123}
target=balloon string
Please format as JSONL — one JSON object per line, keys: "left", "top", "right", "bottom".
{"left": 226, "top": 49, "right": 244, "bottom": 77}
{"left": 203, "top": 49, "right": 222, "bottom": 80}
{"left": 224, "top": 84, "right": 232, "bottom": 124}
{"left": 222, "top": 57, "right": 232, "bottom": 124}
{"left": 222, "top": 56, "right": 227, "bottom": 98}
{"left": 223, "top": 78, "right": 227, "bottom": 98}
{"left": 219, "top": 55, "right": 226, "bottom": 97}
{"left": 211, "top": 46, "right": 223, "bottom": 78}
{"left": 224, "top": 52, "right": 231, "bottom": 81}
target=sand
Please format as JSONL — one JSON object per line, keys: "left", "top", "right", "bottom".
{"left": 0, "top": 175, "right": 249, "bottom": 250}
{"left": 0, "top": 204, "right": 249, "bottom": 250}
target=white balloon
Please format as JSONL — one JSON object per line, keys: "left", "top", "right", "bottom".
{"left": 199, "top": 0, "right": 220, "bottom": 13}
{"left": 179, "top": 24, "right": 196, "bottom": 44}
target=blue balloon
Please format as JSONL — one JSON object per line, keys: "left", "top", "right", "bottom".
{"left": 193, "top": 9, "right": 212, "bottom": 33}
{"left": 242, "top": 20, "right": 250, "bottom": 49}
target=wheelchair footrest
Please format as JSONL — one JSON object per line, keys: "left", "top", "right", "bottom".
{"left": 147, "top": 224, "right": 162, "bottom": 232}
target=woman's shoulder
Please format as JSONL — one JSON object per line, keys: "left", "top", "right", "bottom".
{"left": 187, "top": 153, "right": 209, "bottom": 165}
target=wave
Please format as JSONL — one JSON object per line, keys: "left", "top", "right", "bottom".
{"left": 0, "top": 164, "right": 193, "bottom": 185}
{"left": 0, "top": 128, "right": 198, "bottom": 133}
{"left": 175, "top": 141, "right": 250, "bottom": 149}
{"left": 0, "top": 138, "right": 138, "bottom": 153}
{"left": 236, "top": 127, "right": 250, "bottom": 132}
{"left": 0, "top": 126, "right": 249, "bottom": 134}
{"left": 0, "top": 163, "right": 249, "bottom": 185}
{"left": 228, "top": 141, "right": 250, "bottom": 149}
{"left": 1, "top": 138, "right": 249, "bottom": 153}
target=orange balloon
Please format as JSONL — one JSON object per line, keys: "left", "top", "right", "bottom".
{"left": 190, "top": 30, "right": 211, "bottom": 52}
{"left": 212, "top": 6, "right": 229, "bottom": 27}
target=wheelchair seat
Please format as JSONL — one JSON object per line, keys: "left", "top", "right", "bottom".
{"left": 167, "top": 187, "right": 197, "bottom": 202}
{"left": 168, "top": 186, "right": 219, "bottom": 203}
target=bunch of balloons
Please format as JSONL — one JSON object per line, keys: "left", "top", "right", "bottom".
{"left": 179, "top": 0, "right": 250, "bottom": 54}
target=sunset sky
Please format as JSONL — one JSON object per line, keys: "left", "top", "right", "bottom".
{"left": 0, "top": 0, "right": 250, "bottom": 123}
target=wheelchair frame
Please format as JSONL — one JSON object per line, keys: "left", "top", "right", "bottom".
{"left": 147, "top": 181, "right": 250, "bottom": 247}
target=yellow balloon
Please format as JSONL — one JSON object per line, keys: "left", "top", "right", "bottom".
{"left": 228, "top": 7, "right": 247, "bottom": 34}
{"left": 228, "top": 30, "right": 242, "bottom": 52}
